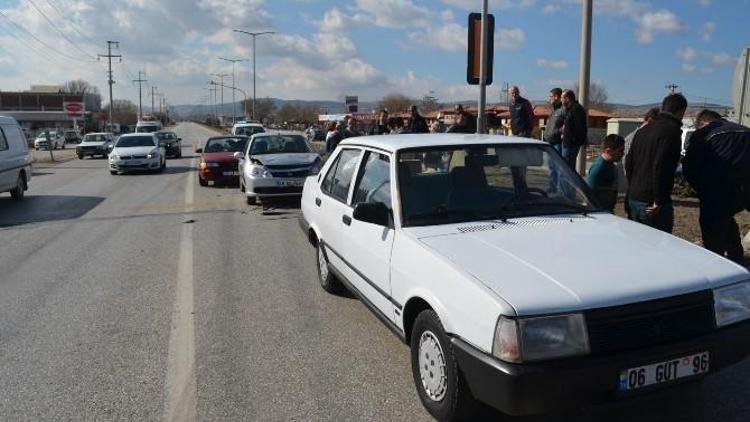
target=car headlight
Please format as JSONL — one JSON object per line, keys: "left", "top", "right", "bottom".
{"left": 147, "top": 151, "right": 159, "bottom": 159}
{"left": 199, "top": 161, "right": 220, "bottom": 169}
{"left": 714, "top": 281, "right": 750, "bottom": 327}
{"left": 493, "top": 314, "right": 589, "bottom": 363}
{"left": 249, "top": 165, "right": 271, "bottom": 177}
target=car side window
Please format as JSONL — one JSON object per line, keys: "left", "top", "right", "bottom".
{"left": 353, "top": 151, "right": 392, "bottom": 210}
{"left": 325, "top": 149, "right": 361, "bottom": 203}
{"left": 321, "top": 154, "right": 341, "bottom": 195}
{"left": 0, "top": 127, "right": 9, "bottom": 151}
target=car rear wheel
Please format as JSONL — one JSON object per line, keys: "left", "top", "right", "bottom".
{"left": 198, "top": 177, "right": 208, "bottom": 186}
{"left": 78, "top": 154, "right": 84, "bottom": 159}
{"left": 317, "top": 242, "right": 342, "bottom": 294}
{"left": 246, "top": 195, "right": 256, "bottom": 205}
{"left": 411, "top": 310, "right": 477, "bottom": 422}
{"left": 10, "top": 173, "right": 26, "bottom": 200}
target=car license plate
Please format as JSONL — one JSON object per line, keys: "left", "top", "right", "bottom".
{"left": 277, "top": 179, "right": 302, "bottom": 187}
{"left": 618, "top": 351, "right": 709, "bottom": 392}
{"left": 223, "top": 171, "right": 239, "bottom": 176}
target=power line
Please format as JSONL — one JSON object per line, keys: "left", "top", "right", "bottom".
{"left": 27, "top": 0, "right": 96, "bottom": 60}
{"left": 133, "top": 71, "right": 147, "bottom": 119}
{"left": 42, "top": 0, "right": 98, "bottom": 46}
{"left": 98, "top": 41, "right": 122, "bottom": 125}
{"left": 0, "top": 10, "right": 89, "bottom": 62}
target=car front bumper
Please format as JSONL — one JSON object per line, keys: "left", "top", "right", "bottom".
{"left": 164, "top": 143, "right": 181, "bottom": 156}
{"left": 110, "top": 159, "right": 161, "bottom": 172}
{"left": 452, "top": 319, "right": 750, "bottom": 416}
{"left": 77, "top": 146, "right": 107, "bottom": 156}
{"left": 245, "top": 176, "right": 305, "bottom": 198}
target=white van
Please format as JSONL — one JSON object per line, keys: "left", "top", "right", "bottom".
{"left": 231, "top": 122, "right": 265, "bottom": 137}
{"left": 135, "top": 120, "right": 163, "bottom": 133}
{"left": 0, "top": 116, "right": 32, "bottom": 200}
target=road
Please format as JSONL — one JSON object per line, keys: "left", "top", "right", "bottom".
{"left": 0, "top": 122, "right": 748, "bottom": 421}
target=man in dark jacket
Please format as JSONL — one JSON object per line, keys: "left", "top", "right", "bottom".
{"left": 509, "top": 86, "right": 534, "bottom": 137}
{"left": 374, "top": 109, "right": 389, "bottom": 135}
{"left": 544, "top": 88, "right": 566, "bottom": 192}
{"left": 683, "top": 110, "right": 750, "bottom": 264}
{"left": 447, "top": 104, "right": 476, "bottom": 134}
{"left": 407, "top": 105, "right": 429, "bottom": 133}
{"left": 560, "top": 89, "right": 588, "bottom": 169}
{"left": 625, "top": 93, "right": 687, "bottom": 233}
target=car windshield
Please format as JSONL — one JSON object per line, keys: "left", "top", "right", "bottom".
{"left": 156, "top": 132, "right": 176, "bottom": 141}
{"left": 398, "top": 144, "right": 600, "bottom": 227}
{"left": 83, "top": 134, "right": 107, "bottom": 142}
{"left": 136, "top": 125, "right": 159, "bottom": 133}
{"left": 235, "top": 125, "right": 264, "bottom": 136}
{"left": 116, "top": 136, "right": 155, "bottom": 147}
{"left": 204, "top": 137, "right": 247, "bottom": 153}
{"left": 250, "top": 135, "right": 310, "bottom": 155}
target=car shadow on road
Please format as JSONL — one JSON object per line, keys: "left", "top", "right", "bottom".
{"left": 114, "top": 166, "right": 195, "bottom": 176}
{"left": 0, "top": 195, "right": 105, "bottom": 227}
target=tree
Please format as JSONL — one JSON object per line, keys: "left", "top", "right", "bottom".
{"left": 242, "top": 97, "right": 277, "bottom": 123}
{"left": 378, "top": 93, "right": 414, "bottom": 114}
{"left": 63, "top": 79, "right": 102, "bottom": 112}
{"left": 572, "top": 81, "right": 610, "bottom": 111}
{"left": 103, "top": 99, "right": 138, "bottom": 125}
{"left": 420, "top": 94, "right": 440, "bottom": 113}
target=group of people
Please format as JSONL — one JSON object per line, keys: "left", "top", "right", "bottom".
{"left": 582, "top": 92, "right": 750, "bottom": 265}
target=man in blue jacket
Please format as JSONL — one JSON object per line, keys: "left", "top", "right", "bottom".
{"left": 683, "top": 110, "right": 750, "bottom": 264}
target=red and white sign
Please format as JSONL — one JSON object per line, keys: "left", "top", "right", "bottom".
{"left": 63, "top": 102, "right": 85, "bottom": 118}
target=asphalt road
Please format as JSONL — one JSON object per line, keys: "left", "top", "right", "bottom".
{"left": 1, "top": 122, "right": 748, "bottom": 422}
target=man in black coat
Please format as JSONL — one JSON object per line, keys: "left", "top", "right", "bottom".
{"left": 683, "top": 110, "right": 750, "bottom": 264}
{"left": 625, "top": 93, "right": 687, "bottom": 233}
{"left": 407, "top": 105, "right": 429, "bottom": 134}
{"left": 509, "top": 85, "right": 534, "bottom": 137}
{"left": 560, "top": 89, "right": 588, "bottom": 169}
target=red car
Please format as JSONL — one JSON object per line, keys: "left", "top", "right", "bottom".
{"left": 196, "top": 136, "right": 248, "bottom": 186}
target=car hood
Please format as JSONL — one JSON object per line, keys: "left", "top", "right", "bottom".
{"left": 112, "top": 146, "right": 157, "bottom": 156}
{"left": 252, "top": 153, "right": 318, "bottom": 167}
{"left": 411, "top": 213, "right": 748, "bottom": 316}
{"left": 201, "top": 152, "right": 238, "bottom": 163}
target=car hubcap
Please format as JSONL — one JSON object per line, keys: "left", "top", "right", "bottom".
{"left": 419, "top": 331, "right": 448, "bottom": 402}
{"left": 318, "top": 246, "right": 329, "bottom": 280}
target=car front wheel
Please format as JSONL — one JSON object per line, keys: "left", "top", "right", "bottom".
{"left": 316, "top": 242, "right": 342, "bottom": 293}
{"left": 411, "top": 310, "right": 477, "bottom": 422}
{"left": 10, "top": 173, "right": 26, "bottom": 200}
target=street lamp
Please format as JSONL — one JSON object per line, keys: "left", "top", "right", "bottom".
{"left": 218, "top": 57, "right": 247, "bottom": 126}
{"left": 233, "top": 29, "right": 275, "bottom": 121}
{"left": 209, "top": 81, "right": 248, "bottom": 119}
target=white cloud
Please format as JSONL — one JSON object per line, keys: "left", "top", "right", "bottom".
{"left": 682, "top": 63, "right": 696, "bottom": 73}
{"left": 441, "top": 0, "right": 534, "bottom": 9}
{"left": 496, "top": 28, "right": 525, "bottom": 49}
{"left": 542, "top": 4, "right": 560, "bottom": 14}
{"left": 536, "top": 58, "right": 568, "bottom": 69}
{"left": 676, "top": 47, "right": 697, "bottom": 61}
{"left": 318, "top": 7, "right": 369, "bottom": 33}
{"left": 700, "top": 21, "right": 716, "bottom": 42}
{"left": 355, "top": 0, "right": 433, "bottom": 28}
{"left": 712, "top": 52, "right": 734, "bottom": 66}
{"left": 636, "top": 9, "right": 682, "bottom": 44}
{"left": 407, "top": 23, "right": 465, "bottom": 52}
{"left": 698, "top": 0, "right": 713, "bottom": 6}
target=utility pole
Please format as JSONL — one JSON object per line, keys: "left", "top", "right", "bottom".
{"left": 132, "top": 71, "right": 147, "bottom": 120}
{"left": 477, "top": 0, "right": 489, "bottom": 134}
{"left": 233, "top": 30, "right": 275, "bottom": 121}
{"left": 218, "top": 57, "right": 247, "bottom": 125}
{"left": 150, "top": 86, "right": 158, "bottom": 115}
{"left": 211, "top": 73, "right": 229, "bottom": 123}
{"left": 576, "top": 0, "right": 592, "bottom": 175}
{"left": 739, "top": 48, "right": 750, "bottom": 126}
{"left": 98, "top": 41, "right": 121, "bottom": 129}
{"left": 666, "top": 83, "right": 679, "bottom": 94}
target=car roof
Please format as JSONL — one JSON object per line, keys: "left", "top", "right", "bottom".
{"left": 84, "top": 132, "right": 112, "bottom": 136}
{"left": 338, "top": 134, "right": 546, "bottom": 153}
{"left": 119, "top": 133, "right": 155, "bottom": 138}
{"left": 0, "top": 115, "right": 20, "bottom": 125}
{"left": 234, "top": 123, "right": 263, "bottom": 127}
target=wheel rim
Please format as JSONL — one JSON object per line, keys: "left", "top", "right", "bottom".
{"left": 318, "top": 246, "right": 329, "bottom": 280}
{"left": 418, "top": 330, "right": 448, "bottom": 402}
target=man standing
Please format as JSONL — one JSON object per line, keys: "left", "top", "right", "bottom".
{"left": 625, "top": 93, "right": 688, "bottom": 233}
{"left": 683, "top": 110, "right": 750, "bottom": 264}
{"left": 344, "top": 116, "right": 361, "bottom": 138}
{"left": 509, "top": 86, "right": 534, "bottom": 137}
{"left": 544, "top": 88, "right": 565, "bottom": 192}
{"left": 448, "top": 104, "right": 476, "bottom": 134}
{"left": 407, "top": 105, "right": 429, "bottom": 134}
{"left": 374, "top": 109, "right": 389, "bottom": 135}
{"left": 560, "top": 90, "right": 588, "bottom": 168}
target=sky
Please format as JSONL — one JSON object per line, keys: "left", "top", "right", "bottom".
{"left": 0, "top": 0, "right": 748, "bottom": 108}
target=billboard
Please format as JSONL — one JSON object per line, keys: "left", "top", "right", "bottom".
{"left": 345, "top": 96, "right": 358, "bottom": 113}
{"left": 63, "top": 102, "right": 85, "bottom": 118}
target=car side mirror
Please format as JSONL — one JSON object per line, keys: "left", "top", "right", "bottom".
{"left": 233, "top": 152, "right": 244, "bottom": 160}
{"left": 107, "top": 144, "right": 114, "bottom": 151}
{"left": 195, "top": 148, "right": 203, "bottom": 154}
{"left": 353, "top": 202, "right": 391, "bottom": 227}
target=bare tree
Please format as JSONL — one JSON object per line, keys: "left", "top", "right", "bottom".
{"left": 103, "top": 100, "right": 138, "bottom": 125}
{"left": 63, "top": 79, "right": 102, "bottom": 112}
{"left": 378, "top": 93, "right": 414, "bottom": 114}
{"left": 572, "top": 82, "right": 611, "bottom": 111}
{"left": 242, "top": 97, "right": 277, "bottom": 123}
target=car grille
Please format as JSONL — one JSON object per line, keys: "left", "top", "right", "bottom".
{"left": 121, "top": 155, "right": 148, "bottom": 160}
{"left": 253, "top": 186, "right": 303, "bottom": 194}
{"left": 585, "top": 290, "right": 715, "bottom": 356}
{"left": 265, "top": 164, "right": 307, "bottom": 170}
{"left": 269, "top": 169, "right": 309, "bottom": 178}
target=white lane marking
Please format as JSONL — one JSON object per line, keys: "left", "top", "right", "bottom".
{"left": 163, "top": 156, "right": 198, "bottom": 422}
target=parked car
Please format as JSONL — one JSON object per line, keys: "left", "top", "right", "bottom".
{"left": 135, "top": 120, "right": 162, "bottom": 133}
{"left": 33, "top": 130, "right": 64, "bottom": 150}
{"left": 237, "top": 132, "right": 321, "bottom": 205}
{"left": 155, "top": 131, "right": 182, "bottom": 158}
{"left": 76, "top": 132, "right": 114, "bottom": 159}
{"left": 63, "top": 129, "right": 81, "bottom": 144}
{"left": 108, "top": 133, "right": 166, "bottom": 175}
{"left": 0, "top": 116, "right": 32, "bottom": 200}
{"left": 195, "top": 136, "right": 248, "bottom": 187}
{"left": 231, "top": 122, "right": 265, "bottom": 137}
{"left": 299, "top": 134, "right": 750, "bottom": 420}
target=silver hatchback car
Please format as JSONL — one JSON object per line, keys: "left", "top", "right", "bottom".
{"left": 237, "top": 133, "right": 321, "bottom": 205}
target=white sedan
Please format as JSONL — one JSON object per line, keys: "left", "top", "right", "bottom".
{"left": 237, "top": 132, "right": 321, "bottom": 205}
{"left": 299, "top": 133, "right": 750, "bottom": 420}
{"left": 108, "top": 133, "right": 166, "bottom": 175}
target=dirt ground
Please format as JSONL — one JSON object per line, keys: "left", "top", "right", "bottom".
{"left": 30, "top": 147, "right": 77, "bottom": 164}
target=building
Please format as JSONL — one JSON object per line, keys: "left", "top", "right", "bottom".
{"left": 0, "top": 88, "right": 85, "bottom": 134}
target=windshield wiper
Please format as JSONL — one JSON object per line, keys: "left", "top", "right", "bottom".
{"left": 501, "top": 200, "right": 594, "bottom": 216}
{"left": 408, "top": 207, "right": 507, "bottom": 224}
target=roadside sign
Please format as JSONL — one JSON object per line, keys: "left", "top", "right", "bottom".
{"left": 63, "top": 102, "right": 85, "bottom": 118}
{"left": 467, "top": 13, "right": 495, "bottom": 85}
{"left": 345, "top": 96, "right": 359, "bottom": 113}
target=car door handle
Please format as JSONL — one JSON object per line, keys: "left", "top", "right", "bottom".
{"left": 315, "top": 197, "right": 322, "bottom": 207}
{"left": 342, "top": 215, "right": 352, "bottom": 226}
